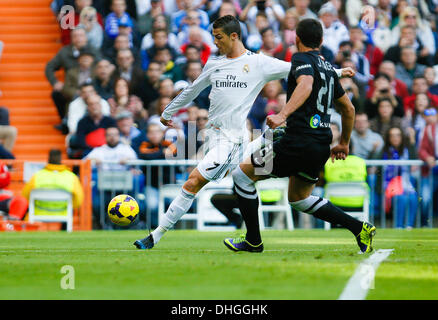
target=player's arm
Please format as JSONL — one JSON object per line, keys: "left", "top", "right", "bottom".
{"left": 337, "top": 67, "right": 355, "bottom": 78}
{"left": 261, "top": 54, "right": 291, "bottom": 81}
{"left": 330, "top": 93, "right": 356, "bottom": 162}
{"left": 160, "top": 65, "right": 212, "bottom": 127}
{"left": 266, "top": 74, "right": 313, "bottom": 128}
{"left": 261, "top": 53, "right": 354, "bottom": 82}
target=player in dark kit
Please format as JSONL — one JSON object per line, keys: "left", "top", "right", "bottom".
{"left": 224, "top": 19, "right": 376, "bottom": 254}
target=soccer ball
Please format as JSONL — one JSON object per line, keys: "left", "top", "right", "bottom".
{"left": 107, "top": 194, "right": 139, "bottom": 226}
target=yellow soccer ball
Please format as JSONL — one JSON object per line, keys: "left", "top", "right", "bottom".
{"left": 107, "top": 194, "right": 139, "bottom": 226}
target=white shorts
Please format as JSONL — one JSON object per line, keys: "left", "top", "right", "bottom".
{"left": 197, "top": 135, "right": 247, "bottom": 182}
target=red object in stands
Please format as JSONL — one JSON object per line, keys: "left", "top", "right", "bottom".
{"left": 0, "top": 163, "right": 11, "bottom": 189}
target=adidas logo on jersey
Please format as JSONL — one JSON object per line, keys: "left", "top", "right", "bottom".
{"left": 296, "top": 64, "right": 311, "bottom": 71}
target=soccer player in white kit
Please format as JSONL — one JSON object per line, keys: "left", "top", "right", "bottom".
{"left": 134, "top": 15, "right": 352, "bottom": 250}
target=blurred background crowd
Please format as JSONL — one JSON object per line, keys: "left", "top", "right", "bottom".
{"left": 2, "top": 0, "right": 438, "bottom": 230}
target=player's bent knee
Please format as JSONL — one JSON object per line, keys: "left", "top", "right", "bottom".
{"left": 289, "top": 195, "right": 328, "bottom": 214}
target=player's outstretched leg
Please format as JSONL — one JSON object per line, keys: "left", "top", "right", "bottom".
{"left": 134, "top": 187, "right": 196, "bottom": 250}
{"left": 290, "top": 196, "right": 376, "bottom": 253}
{"left": 223, "top": 166, "right": 264, "bottom": 253}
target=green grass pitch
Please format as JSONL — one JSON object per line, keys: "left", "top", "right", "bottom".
{"left": 0, "top": 229, "right": 437, "bottom": 300}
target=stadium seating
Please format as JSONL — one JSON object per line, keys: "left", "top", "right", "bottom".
{"left": 0, "top": 0, "right": 66, "bottom": 160}
{"left": 28, "top": 188, "right": 73, "bottom": 232}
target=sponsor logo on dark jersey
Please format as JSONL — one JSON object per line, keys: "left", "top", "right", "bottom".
{"left": 296, "top": 64, "right": 311, "bottom": 71}
{"left": 309, "top": 114, "right": 330, "bottom": 128}
{"left": 309, "top": 114, "right": 321, "bottom": 128}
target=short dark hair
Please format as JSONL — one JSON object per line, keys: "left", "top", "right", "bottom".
{"left": 212, "top": 15, "right": 241, "bottom": 40}
{"left": 148, "top": 60, "right": 163, "bottom": 67}
{"left": 96, "top": 58, "right": 111, "bottom": 65}
{"left": 106, "top": 126, "right": 120, "bottom": 134}
{"left": 413, "top": 75, "right": 426, "bottom": 82}
{"left": 79, "top": 48, "right": 95, "bottom": 58}
{"left": 260, "top": 26, "right": 273, "bottom": 37}
{"left": 376, "top": 97, "right": 394, "bottom": 107}
{"left": 155, "top": 46, "right": 170, "bottom": 54}
{"left": 296, "top": 19, "right": 323, "bottom": 49}
{"left": 48, "top": 149, "right": 62, "bottom": 165}
{"left": 374, "top": 72, "right": 391, "bottom": 82}
{"left": 339, "top": 40, "right": 353, "bottom": 48}
{"left": 186, "top": 43, "right": 200, "bottom": 51}
{"left": 79, "top": 80, "right": 94, "bottom": 90}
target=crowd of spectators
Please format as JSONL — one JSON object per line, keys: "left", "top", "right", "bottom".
{"left": 43, "top": 0, "right": 438, "bottom": 228}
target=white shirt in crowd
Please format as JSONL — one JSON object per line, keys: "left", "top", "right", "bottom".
{"left": 135, "top": 0, "right": 150, "bottom": 16}
{"left": 321, "top": 20, "right": 350, "bottom": 55}
{"left": 246, "top": 4, "right": 285, "bottom": 35}
{"left": 84, "top": 142, "right": 138, "bottom": 171}
{"left": 141, "top": 32, "right": 181, "bottom": 53}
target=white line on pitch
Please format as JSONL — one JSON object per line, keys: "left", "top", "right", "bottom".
{"left": 338, "top": 249, "right": 394, "bottom": 300}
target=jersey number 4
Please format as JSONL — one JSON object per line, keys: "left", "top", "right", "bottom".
{"left": 316, "top": 72, "right": 334, "bottom": 115}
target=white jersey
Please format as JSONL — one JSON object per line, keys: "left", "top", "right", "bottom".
{"left": 162, "top": 50, "right": 343, "bottom": 144}
{"left": 162, "top": 50, "right": 291, "bottom": 144}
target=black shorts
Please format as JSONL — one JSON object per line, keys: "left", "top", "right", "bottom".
{"left": 251, "top": 134, "right": 330, "bottom": 183}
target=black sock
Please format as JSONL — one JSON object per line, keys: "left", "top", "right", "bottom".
{"left": 312, "top": 201, "right": 363, "bottom": 236}
{"left": 211, "top": 193, "right": 242, "bottom": 228}
{"left": 234, "top": 187, "right": 262, "bottom": 245}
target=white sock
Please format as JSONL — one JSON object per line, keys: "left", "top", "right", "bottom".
{"left": 151, "top": 226, "right": 167, "bottom": 245}
{"left": 290, "top": 195, "right": 327, "bottom": 214}
{"left": 232, "top": 166, "right": 257, "bottom": 199}
{"left": 151, "top": 188, "right": 196, "bottom": 244}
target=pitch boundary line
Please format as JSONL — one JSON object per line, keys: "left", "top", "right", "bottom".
{"left": 338, "top": 249, "right": 394, "bottom": 300}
